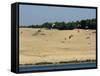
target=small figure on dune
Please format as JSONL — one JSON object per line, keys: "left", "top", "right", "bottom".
{"left": 85, "top": 26, "right": 89, "bottom": 32}
{"left": 76, "top": 24, "right": 81, "bottom": 33}
{"left": 51, "top": 23, "right": 55, "bottom": 30}
{"left": 69, "top": 34, "right": 74, "bottom": 39}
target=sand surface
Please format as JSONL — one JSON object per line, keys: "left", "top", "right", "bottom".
{"left": 19, "top": 28, "right": 96, "bottom": 65}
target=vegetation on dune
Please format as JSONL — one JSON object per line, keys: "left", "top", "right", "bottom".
{"left": 58, "top": 59, "right": 96, "bottom": 64}
{"left": 20, "top": 59, "right": 96, "bottom": 66}
{"left": 20, "top": 18, "right": 96, "bottom": 30}
{"left": 34, "top": 62, "right": 53, "bottom": 65}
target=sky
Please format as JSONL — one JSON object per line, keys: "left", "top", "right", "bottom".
{"left": 19, "top": 5, "right": 96, "bottom": 26}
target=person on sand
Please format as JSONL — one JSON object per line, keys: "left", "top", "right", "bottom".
{"left": 85, "top": 26, "right": 89, "bottom": 32}
{"left": 76, "top": 24, "right": 81, "bottom": 33}
{"left": 51, "top": 23, "right": 55, "bottom": 30}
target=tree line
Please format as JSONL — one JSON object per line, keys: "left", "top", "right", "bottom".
{"left": 20, "top": 18, "right": 96, "bottom": 30}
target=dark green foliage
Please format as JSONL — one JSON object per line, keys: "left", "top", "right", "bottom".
{"left": 20, "top": 18, "right": 96, "bottom": 30}
{"left": 80, "top": 19, "right": 96, "bottom": 29}
{"left": 41, "top": 22, "right": 52, "bottom": 29}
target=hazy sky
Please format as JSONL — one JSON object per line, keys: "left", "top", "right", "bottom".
{"left": 19, "top": 5, "right": 96, "bottom": 26}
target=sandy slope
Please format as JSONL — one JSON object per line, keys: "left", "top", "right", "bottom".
{"left": 19, "top": 28, "right": 96, "bottom": 65}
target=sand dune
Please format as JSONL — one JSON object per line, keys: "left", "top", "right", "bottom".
{"left": 19, "top": 28, "right": 96, "bottom": 65}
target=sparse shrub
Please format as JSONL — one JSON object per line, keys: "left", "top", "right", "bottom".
{"left": 35, "top": 62, "right": 53, "bottom": 65}
{"left": 37, "top": 29, "right": 41, "bottom": 32}
{"left": 86, "top": 37, "right": 90, "bottom": 39}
